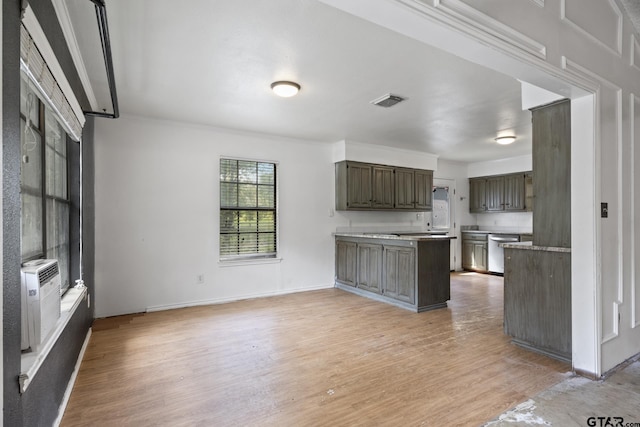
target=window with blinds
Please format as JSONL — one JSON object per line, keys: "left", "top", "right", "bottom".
{"left": 20, "top": 73, "right": 72, "bottom": 293}
{"left": 220, "top": 159, "right": 277, "bottom": 259}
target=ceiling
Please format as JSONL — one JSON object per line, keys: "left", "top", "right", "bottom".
{"left": 620, "top": 0, "right": 640, "bottom": 34}
{"left": 63, "top": 0, "right": 538, "bottom": 163}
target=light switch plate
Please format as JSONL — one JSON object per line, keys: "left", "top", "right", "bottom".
{"left": 601, "top": 202, "right": 608, "bottom": 218}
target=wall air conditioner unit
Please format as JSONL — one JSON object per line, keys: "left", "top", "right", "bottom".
{"left": 21, "top": 259, "right": 61, "bottom": 352}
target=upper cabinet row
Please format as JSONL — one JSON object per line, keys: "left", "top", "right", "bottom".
{"left": 469, "top": 172, "right": 532, "bottom": 213}
{"left": 335, "top": 161, "right": 433, "bottom": 211}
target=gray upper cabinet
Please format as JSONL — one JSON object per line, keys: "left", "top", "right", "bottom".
{"left": 532, "top": 100, "right": 571, "bottom": 248}
{"left": 414, "top": 170, "right": 433, "bottom": 210}
{"left": 394, "top": 168, "right": 415, "bottom": 209}
{"left": 372, "top": 166, "right": 394, "bottom": 209}
{"left": 485, "top": 176, "right": 504, "bottom": 211}
{"left": 469, "top": 172, "right": 529, "bottom": 213}
{"left": 395, "top": 168, "right": 433, "bottom": 210}
{"left": 469, "top": 178, "right": 487, "bottom": 213}
{"left": 504, "top": 173, "right": 526, "bottom": 211}
{"left": 335, "top": 161, "right": 433, "bottom": 211}
{"left": 346, "top": 162, "right": 372, "bottom": 209}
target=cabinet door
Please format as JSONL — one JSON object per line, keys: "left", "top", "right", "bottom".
{"left": 383, "top": 246, "right": 415, "bottom": 304}
{"left": 394, "top": 169, "right": 415, "bottom": 209}
{"left": 532, "top": 100, "right": 571, "bottom": 247}
{"left": 357, "top": 243, "right": 383, "bottom": 293}
{"left": 504, "top": 173, "right": 525, "bottom": 211}
{"left": 346, "top": 163, "right": 372, "bottom": 209}
{"left": 371, "top": 166, "right": 394, "bottom": 209}
{"left": 469, "top": 178, "right": 487, "bottom": 212}
{"left": 336, "top": 240, "right": 357, "bottom": 286}
{"left": 472, "top": 242, "right": 488, "bottom": 271}
{"left": 485, "top": 176, "right": 505, "bottom": 211}
{"left": 462, "top": 240, "right": 474, "bottom": 270}
{"left": 414, "top": 170, "right": 433, "bottom": 211}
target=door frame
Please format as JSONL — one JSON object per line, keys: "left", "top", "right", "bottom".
{"left": 433, "top": 178, "right": 456, "bottom": 271}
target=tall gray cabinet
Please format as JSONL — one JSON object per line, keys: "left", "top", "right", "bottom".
{"left": 503, "top": 99, "right": 572, "bottom": 363}
{"left": 532, "top": 100, "right": 571, "bottom": 247}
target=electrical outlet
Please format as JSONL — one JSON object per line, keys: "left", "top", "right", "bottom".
{"left": 196, "top": 274, "right": 205, "bottom": 284}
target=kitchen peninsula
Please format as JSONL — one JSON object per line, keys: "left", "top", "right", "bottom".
{"left": 334, "top": 232, "right": 455, "bottom": 312}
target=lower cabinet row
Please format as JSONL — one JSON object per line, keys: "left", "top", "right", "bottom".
{"left": 335, "top": 237, "right": 450, "bottom": 312}
{"left": 461, "top": 234, "right": 488, "bottom": 272}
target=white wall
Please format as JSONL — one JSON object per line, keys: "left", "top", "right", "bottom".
{"left": 333, "top": 139, "right": 439, "bottom": 170}
{"left": 94, "top": 115, "right": 339, "bottom": 317}
{"left": 467, "top": 155, "right": 532, "bottom": 178}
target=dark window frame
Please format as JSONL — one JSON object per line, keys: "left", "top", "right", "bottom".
{"left": 20, "top": 76, "right": 72, "bottom": 293}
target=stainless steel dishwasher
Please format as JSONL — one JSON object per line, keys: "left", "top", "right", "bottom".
{"left": 488, "top": 234, "right": 520, "bottom": 274}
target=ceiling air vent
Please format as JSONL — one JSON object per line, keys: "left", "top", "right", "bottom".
{"left": 370, "top": 93, "right": 406, "bottom": 108}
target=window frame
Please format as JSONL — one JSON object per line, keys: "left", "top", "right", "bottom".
{"left": 219, "top": 157, "right": 279, "bottom": 261}
{"left": 20, "top": 75, "right": 72, "bottom": 293}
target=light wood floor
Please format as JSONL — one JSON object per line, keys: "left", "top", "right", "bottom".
{"left": 61, "top": 273, "right": 570, "bottom": 426}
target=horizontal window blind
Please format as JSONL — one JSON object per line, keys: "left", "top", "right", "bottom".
{"left": 220, "top": 159, "right": 277, "bottom": 259}
{"left": 20, "top": 24, "right": 83, "bottom": 141}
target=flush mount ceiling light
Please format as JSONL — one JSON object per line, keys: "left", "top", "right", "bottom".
{"left": 495, "top": 136, "right": 516, "bottom": 145}
{"left": 270, "top": 81, "right": 301, "bottom": 97}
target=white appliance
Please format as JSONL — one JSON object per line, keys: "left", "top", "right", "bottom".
{"left": 488, "top": 234, "right": 520, "bottom": 274}
{"left": 21, "top": 259, "right": 61, "bottom": 351}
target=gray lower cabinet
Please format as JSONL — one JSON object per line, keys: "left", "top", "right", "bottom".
{"left": 357, "top": 243, "right": 383, "bottom": 293}
{"left": 461, "top": 233, "right": 488, "bottom": 272}
{"left": 504, "top": 247, "right": 571, "bottom": 362}
{"left": 335, "top": 239, "right": 357, "bottom": 286}
{"left": 382, "top": 245, "right": 415, "bottom": 304}
{"left": 335, "top": 236, "right": 450, "bottom": 312}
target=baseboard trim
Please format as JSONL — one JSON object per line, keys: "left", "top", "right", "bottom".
{"left": 54, "top": 327, "right": 92, "bottom": 427}
{"left": 510, "top": 338, "right": 572, "bottom": 365}
{"left": 145, "top": 284, "right": 334, "bottom": 313}
{"left": 593, "top": 352, "right": 640, "bottom": 381}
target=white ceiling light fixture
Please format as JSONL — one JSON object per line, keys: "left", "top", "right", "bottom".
{"left": 271, "top": 81, "right": 301, "bottom": 97}
{"left": 495, "top": 136, "right": 516, "bottom": 145}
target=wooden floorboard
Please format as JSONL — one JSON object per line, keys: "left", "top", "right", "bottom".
{"left": 61, "top": 272, "right": 570, "bottom": 426}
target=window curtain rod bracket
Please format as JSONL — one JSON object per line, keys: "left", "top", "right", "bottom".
{"left": 83, "top": 0, "right": 119, "bottom": 119}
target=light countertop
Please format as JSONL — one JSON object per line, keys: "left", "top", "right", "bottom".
{"left": 500, "top": 241, "right": 571, "bottom": 252}
{"left": 334, "top": 232, "right": 456, "bottom": 241}
{"left": 461, "top": 229, "right": 532, "bottom": 236}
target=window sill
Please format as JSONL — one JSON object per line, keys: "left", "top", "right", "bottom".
{"left": 19, "top": 286, "right": 87, "bottom": 393}
{"left": 218, "top": 257, "right": 283, "bottom": 267}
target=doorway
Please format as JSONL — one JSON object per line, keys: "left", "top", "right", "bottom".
{"left": 433, "top": 178, "right": 456, "bottom": 271}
